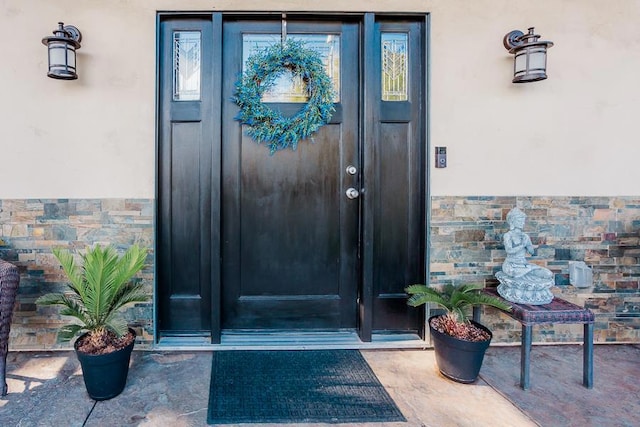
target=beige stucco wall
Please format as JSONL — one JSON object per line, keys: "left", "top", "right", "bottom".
{"left": 2, "top": 0, "right": 639, "bottom": 198}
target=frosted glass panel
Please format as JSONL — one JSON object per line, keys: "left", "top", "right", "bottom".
{"left": 514, "top": 53, "right": 527, "bottom": 74}
{"left": 173, "top": 31, "right": 201, "bottom": 101}
{"left": 243, "top": 34, "right": 340, "bottom": 103}
{"left": 66, "top": 48, "right": 76, "bottom": 68}
{"left": 382, "top": 33, "right": 408, "bottom": 101}
{"left": 529, "top": 49, "right": 546, "bottom": 70}
{"left": 49, "top": 43, "right": 67, "bottom": 67}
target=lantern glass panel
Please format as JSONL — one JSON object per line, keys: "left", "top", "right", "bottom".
{"left": 529, "top": 47, "right": 546, "bottom": 71}
{"left": 49, "top": 42, "right": 67, "bottom": 68}
{"left": 66, "top": 46, "right": 76, "bottom": 69}
{"left": 514, "top": 51, "right": 527, "bottom": 75}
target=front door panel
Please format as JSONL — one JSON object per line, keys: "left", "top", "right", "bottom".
{"left": 370, "top": 20, "right": 426, "bottom": 334}
{"left": 157, "top": 14, "right": 427, "bottom": 341}
{"left": 221, "top": 21, "right": 360, "bottom": 330}
{"left": 157, "top": 18, "right": 214, "bottom": 334}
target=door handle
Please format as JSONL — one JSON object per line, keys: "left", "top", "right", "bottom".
{"left": 346, "top": 188, "right": 360, "bottom": 199}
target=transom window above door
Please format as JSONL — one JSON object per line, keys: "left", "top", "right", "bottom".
{"left": 242, "top": 34, "right": 341, "bottom": 103}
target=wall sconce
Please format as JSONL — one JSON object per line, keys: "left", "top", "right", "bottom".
{"left": 42, "top": 22, "right": 82, "bottom": 80}
{"left": 503, "top": 27, "right": 553, "bottom": 83}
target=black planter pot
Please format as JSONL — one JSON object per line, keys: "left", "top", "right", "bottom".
{"left": 75, "top": 328, "right": 136, "bottom": 401}
{"left": 429, "top": 315, "right": 492, "bottom": 384}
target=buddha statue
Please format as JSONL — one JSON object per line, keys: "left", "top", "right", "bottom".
{"left": 496, "top": 207, "right": 555, "bottom": 305}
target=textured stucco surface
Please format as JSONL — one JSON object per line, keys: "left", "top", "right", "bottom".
{"left": 1, "top": 1, "right": 639, "bottom": 197}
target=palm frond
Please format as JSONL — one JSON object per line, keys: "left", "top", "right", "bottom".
{"left": 464, "top": 292, "right": 512, "bottom": 312}
{"left": 113, "top": 245, "right": 147, "bottom": 290}
{"left": 82, "top": 245, "right": 118, "bottom": 323}
{"left": 110, "top": 284, "right": 148, "bottom": 312}
{"left": 405, "top": 284, "right": 451, "bottom": 309}
{"left": 405, "top": 282, "right": 511, "bottom": 323}
{"left": 104, "top": 317, "right": 128, "bottom": 338}
{"left": 58, "top": 299, "right": 88, "bottom": 318}
{"left": 52, "top": 248, "right": 85, "bottom": 296}
{"left": 35, "top": 292, "right": 73, "bottom": 306}
{"left": 457, "top": 283, "right": 484, "bottom": 294}
{"left": 58, "top": 324, "right": 85, "bottom": 342}
{"left": 37, "top": 292, "right": 94, "bottom": 333}
{"left": 37, "top": 244, "right": 149, "bottom": 344}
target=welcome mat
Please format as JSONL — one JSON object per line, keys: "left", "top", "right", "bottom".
{"left": 207, "top": 350, "right": 406, "bottom": 424}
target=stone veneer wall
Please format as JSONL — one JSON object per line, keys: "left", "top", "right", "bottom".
{"left": 2, "top": 196, "right": 639, "bottom": 349}
{"left": 0, "top": 199, "right": 154, "bottom": 350}
{"left": 430, "top": 196, "right": 640, "bottom": 344}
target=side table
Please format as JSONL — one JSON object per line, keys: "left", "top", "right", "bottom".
{"left": 473, "top": 288, "right": 594, "bottom": 390}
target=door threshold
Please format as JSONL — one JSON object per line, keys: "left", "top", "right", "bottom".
{"left": 155, "top": 330, "right": 427, "bottom": 350}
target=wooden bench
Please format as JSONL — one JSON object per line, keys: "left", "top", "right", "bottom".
{"left": 473, "top": 288, "right": 594, "bottom": 390}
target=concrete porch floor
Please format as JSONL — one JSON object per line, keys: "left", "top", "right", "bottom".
{"left": 1, "top": 345, "right": 637, "bottom": 427}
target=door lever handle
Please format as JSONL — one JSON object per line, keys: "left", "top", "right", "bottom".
{"left": 346, "top": 188, "right": 360, "bottom": 199}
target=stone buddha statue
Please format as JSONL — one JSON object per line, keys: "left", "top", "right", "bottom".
{"left": 496, "top": 207, "right": 555, "bottom": 305}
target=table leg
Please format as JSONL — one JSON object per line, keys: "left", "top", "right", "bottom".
{"left": 521, "top": 324, "right": 532, "bottom": 390}
{"left": 472, "top": 305, "right": 481, "bottom": 323}
{"left": 583, "top": 322, "right": 594, "bottom": 389}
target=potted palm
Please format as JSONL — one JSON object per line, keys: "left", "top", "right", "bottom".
{"left": 406, "top": 283, "right": 511, "bottom": 383}
{"left": 36, "top": 244, "right": 148, "bottom": 400}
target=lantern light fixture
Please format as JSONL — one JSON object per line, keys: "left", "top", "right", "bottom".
{"left": 42, "top": 22, "right": 82, "bottom": 80}
{"left": 503, "top": 27, "right": 553, "bottom": 84}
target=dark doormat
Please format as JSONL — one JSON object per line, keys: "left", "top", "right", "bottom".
{"left": 480, "top": 345, "right": 640, "bottom": 427}
{"left": 207, "top": 350, "right": 406, "bottom": 425}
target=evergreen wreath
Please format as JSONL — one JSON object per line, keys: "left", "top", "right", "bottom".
{"left": 233, "top": 40, "right": 336, "bottom": 154}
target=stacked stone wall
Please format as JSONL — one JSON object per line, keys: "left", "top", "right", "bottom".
{"left": 430, "top": 196, "right": 640, "bottom": 344}
{"left": 0, "top": 199, "right": 154, "bottom": 350}
{"left": 2, "top": 196, "right": 639, "bottom": 349}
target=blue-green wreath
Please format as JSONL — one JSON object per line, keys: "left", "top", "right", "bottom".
{"left": 233, "top": 40, "right": 336, "bottom": 154}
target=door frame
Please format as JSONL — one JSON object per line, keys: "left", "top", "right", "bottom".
{"left": 155, "top": 11, "right": 430, "bottom": 345}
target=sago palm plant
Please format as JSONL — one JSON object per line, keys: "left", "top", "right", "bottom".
{"left": 36, "top": 244, "right": 148, "bottom": 351}
{"left": 406, "top": 283, "right": 511, "bottom": 340}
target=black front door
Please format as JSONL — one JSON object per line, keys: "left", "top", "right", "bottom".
{"left": 221, "top": 20, "right": 360, "bottom": 330}
{"left": 157, "top": 13, "right": 427, "bottom": 343}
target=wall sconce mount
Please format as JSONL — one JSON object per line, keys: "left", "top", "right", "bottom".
{"left": 42, "top": 22, "right": 82, "bottom": 80}
{"left": 503, "top": 27, "right": 553, "bottom": 84}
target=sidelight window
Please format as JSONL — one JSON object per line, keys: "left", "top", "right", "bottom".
{"left": 381, "top": 33, "right": 408, "bottom": 101}
{"left": 173, "top": 31, "right": 201, "bottom": 101}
